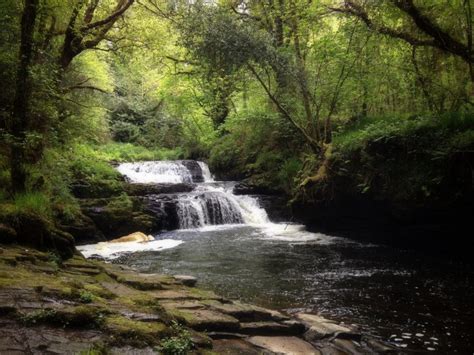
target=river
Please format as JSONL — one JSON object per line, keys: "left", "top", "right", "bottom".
{"left": 78, "top": 160, "right": 474, "bottom": 353}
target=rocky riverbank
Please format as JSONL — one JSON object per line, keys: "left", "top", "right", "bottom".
{"left": 0, "top": 244, "right": 398, "bottom": 354}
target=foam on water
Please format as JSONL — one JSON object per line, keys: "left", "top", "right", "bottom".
{"left": 258, "top": 223, "right": 339, "bottom": 243}
{"left": 77, "top": 239, "right": 184, "bottom": 259}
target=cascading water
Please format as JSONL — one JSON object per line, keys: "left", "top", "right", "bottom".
{"left": 118, "top": 160, "right": 270, "bottom": 229}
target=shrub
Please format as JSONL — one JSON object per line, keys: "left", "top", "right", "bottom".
{"left": 158, "top": 321, "right": 193, "bottom": 355}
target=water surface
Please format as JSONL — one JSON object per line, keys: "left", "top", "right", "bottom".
{"left": 118, "top": 224, "right": 474, "bottom": 353}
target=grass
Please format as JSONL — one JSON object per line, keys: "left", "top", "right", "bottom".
{"left": 0, "top": 192, "right": 53, "bottom": 221}
{"left": 76, "top": 142, "right": 185, "bottom": 162}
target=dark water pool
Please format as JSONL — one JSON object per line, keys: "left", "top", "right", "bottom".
{"left": 117, "top": 224, "right": 474, "bottom": 353}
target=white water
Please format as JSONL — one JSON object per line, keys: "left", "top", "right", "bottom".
{"left": 78, "top": 239, "right": 183, "bottom": 259}
{"left": 117, "top": 161, "right": 196, "bottom": 184}
{"left": 197, "top": 161, "right": 214, "bottom": 182}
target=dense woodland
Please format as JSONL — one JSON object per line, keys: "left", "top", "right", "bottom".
{"left": 0, "top": 0, "right": 473, "bottom": 254}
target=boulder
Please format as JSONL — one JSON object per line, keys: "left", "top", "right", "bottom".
{"left": 80, "top": 198, "right": 158, "bottom": 240}
{"left": 0, "top": 212, "right": 75, "bottom": 259}
{"left": 180, "top": 160, "right": 204, "bottom": 183}
{"left": 59, "top": 213, "right": 105, "bottom": 245}
{"left": 109, "top": 232, "right": 154, "bottom": 243}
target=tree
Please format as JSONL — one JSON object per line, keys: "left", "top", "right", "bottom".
{"left": 331, "top": 0, "right": 474, "bottom": 80}
{"left": 9, "top": 0, "right": 39, "bottom": 193}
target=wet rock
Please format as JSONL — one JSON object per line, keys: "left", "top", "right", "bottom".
{"left": 204, "top": 300, "right": 283, "bottom": 322}
{"left": 213, "top": 339, "right": 274, "bottom": 355}
{"left": 125, "top": 182, "right": 195, "bottom": 196}
{"left": 233, "top": 182, "right": 281, "bottom": 195}
{"left": 80, "top": 197, "right": 158, "bottom": 240}
{"left": 141, "top": 195, "right": 180, "bottom": 231}
{"left": 366, "top": 338, "right": 399, "bottom": 353}
{"left": 207, "top": 331, "right": 248, "bottom": 339}
{"left": 59, "top": 213, "right": 105, "bottom": 245}
{"left": 247, "top": 336, "right": 321, "bottom": 354}
{"left": 112, "top": 273, "right": 172, "bottom": 291}
{"left": 151, "top": 288, "right": 224, "bottom": 301}
{"left": 296, "top": 313, "right": 356, "bottom": 341}
{"left": 170, "top": 308, "right": 241, "bottom": 332}
{"left": 331, "top": 339, "right": 365, "bottom": 354}
{"left": 160, "top": 300, "right": 204, "bottom": 310}
{"left": 181, "top": 160, "right": 204, "bottom": 183}
{"left": 240, "top": 321, "right": 305, "bottom": 336}
{"left": 0, "top": 319, "right": 104, "bottom": 355}
{"left": 173, "top": 275, "right": 198, "bottom": 287}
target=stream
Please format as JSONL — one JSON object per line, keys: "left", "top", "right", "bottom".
{"left": 79, "top": 160, "right": 474, "bottom": 353}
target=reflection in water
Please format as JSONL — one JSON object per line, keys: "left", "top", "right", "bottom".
{"left": 119, "top": 225, "right": 474, "bottom": 353}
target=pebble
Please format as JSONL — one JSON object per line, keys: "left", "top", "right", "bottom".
{"left": 394, "top": 338, "right": 403, "bottom": 342}
{"left": 415, "top": 333, "right": 424, "bottom": 337}
{"left": 430, "top": 337, "right": 438, "bottom": 341}
{"left": 402, "top": 335, "right": 411, "bottom": 339}
{"left": 427, "top": 347, "right": 436, "bottom": 351}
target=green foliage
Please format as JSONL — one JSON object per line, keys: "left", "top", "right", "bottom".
{"left": 158, "top": 321, "right": 193, "bottom": 355}
{"left": 79, "top": 290, "right": 94, "bottom": 304}
{"left": 298, "top": 111, "right": 474, "bottom": 203}
{"left": 20, "top": 309, "right": 58, "bottom": 326}
{"left": 10, "top": 192, "right": 52, "bottom": 220}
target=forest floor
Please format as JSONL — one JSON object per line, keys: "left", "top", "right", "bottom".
{"left": 0, "top": 244, "right": 398, "bottom": 354}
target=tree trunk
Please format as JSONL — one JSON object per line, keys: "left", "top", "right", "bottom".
{"left": 10, "top": 0, "right": 39, "bottom": 194}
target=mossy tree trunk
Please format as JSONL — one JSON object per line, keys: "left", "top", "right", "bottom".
{"left": 10, "top": 0, "right": 39, "bottom": 194}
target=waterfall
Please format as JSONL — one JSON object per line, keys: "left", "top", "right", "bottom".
{"left": 117, "top": 160, "right": 270, "bottom": 229}
{"left": 176, "top": 191, "right": 244, "bottom": 229}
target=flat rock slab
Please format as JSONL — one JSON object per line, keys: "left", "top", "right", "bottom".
{"left": 171, "top": 308, "right": 240, "bottom": 332}
{"left": 204, "top": 300, "right": 287, "bottom": 322}
{"left": 0, "top": 319, "right": 103, "bottom": 354}
{"left": 213, "top": 339, "right": 275, "bottom": 355}
{"left": 150, "top": 288, "right": 223, "bottom": 301}
{"left": 161, "top": 300, "right": 205, "bottom": 310}
{"left": 296, "top": 313, "right": 354, "bottom": 340}
{"left": 248, "top": 336, "right": 321, "bottom": 355}
{"left": 114, "top": 273, "right": 175, "bottom": 290}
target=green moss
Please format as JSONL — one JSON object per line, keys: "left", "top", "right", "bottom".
{"left": 104, "top": 315, "right": 168, "bottom": 347}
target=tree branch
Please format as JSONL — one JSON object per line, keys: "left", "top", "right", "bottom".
{"left": 80, "top": 0, "right": 134, "bottom": 32}
{"left": 330, "top": 0, "right": 473, "bottom": 64}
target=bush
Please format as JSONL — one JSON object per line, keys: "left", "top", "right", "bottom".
{"left": 158, "top": 321, "right": 193, "bottom": 355}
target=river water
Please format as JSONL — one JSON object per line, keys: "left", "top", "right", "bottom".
{"left": 79, "top": 160, "right": 474, "bottom": 353}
